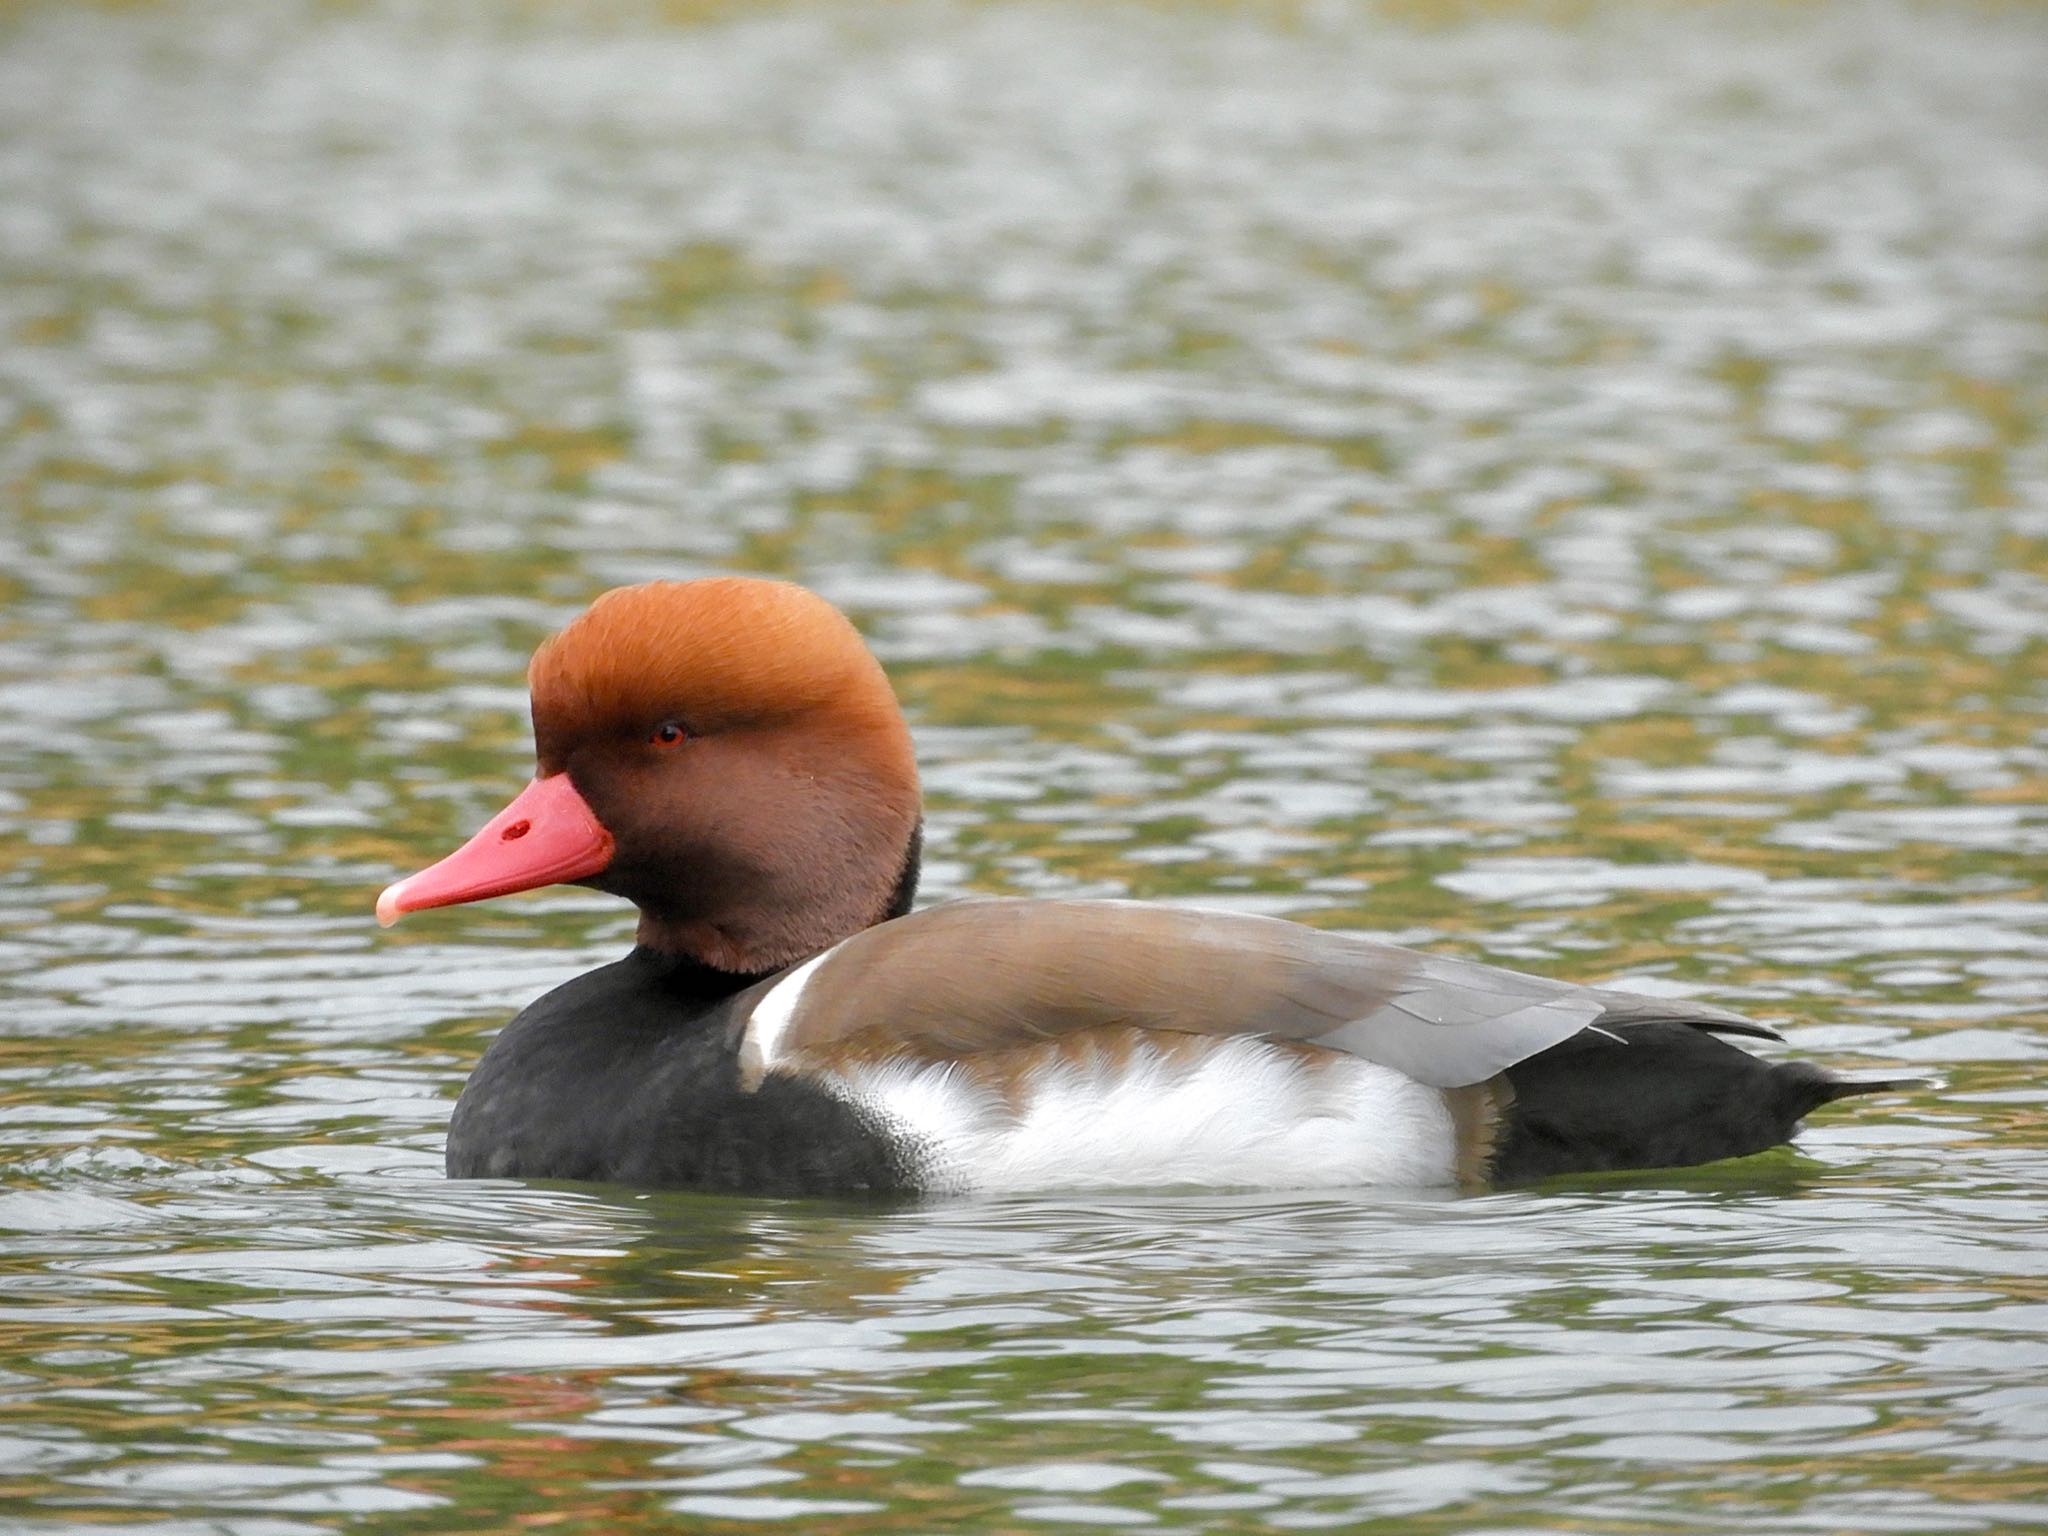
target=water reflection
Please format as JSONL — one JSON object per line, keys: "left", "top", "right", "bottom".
{"left": 15, "top": 1172, "right": 2048, "bottom": 1527}
{"left": 2, "top": 0, "right": 2046, "bottom": 1529}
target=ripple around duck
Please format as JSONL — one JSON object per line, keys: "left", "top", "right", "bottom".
{"left": 2, "top": 0, "right": 2047, "bottom": 1529}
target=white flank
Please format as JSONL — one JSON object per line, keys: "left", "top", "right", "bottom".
{"left": 818, "top": 1037, "right": 1459, "bottom": 1194}
{"left": 744, "top": 946, "right": 835, "bottom": 1072}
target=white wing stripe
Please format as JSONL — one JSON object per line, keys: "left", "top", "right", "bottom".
{"left": 745, "top": 946, "right": 835, "bottom": 1072}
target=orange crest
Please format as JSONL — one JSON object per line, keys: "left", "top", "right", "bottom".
{"left": 526, "top": 578, "right": 914, "bottom": 782}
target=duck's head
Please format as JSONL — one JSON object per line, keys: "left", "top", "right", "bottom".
{"left": 376, "top": 577, "right": 922, "bottom": 976}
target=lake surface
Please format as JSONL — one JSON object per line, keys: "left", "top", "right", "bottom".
{"left": 3, "top": 0, "right": 2047, "bottom": 1529}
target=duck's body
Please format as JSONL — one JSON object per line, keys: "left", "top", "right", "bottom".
{"left": 444, "top": 901, "right": 1896, "bottom": 1193}
{"left": 380, "top": 577, "right": 1918, "bottom": 1195}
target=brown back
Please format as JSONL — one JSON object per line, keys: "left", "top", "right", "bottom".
{"left": 753, "top": 899, "right": 1754, "bottom": 1089}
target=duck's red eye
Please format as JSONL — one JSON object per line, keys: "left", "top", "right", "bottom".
{"left": 650, "top": 721, "right": 688, "bottom": 748}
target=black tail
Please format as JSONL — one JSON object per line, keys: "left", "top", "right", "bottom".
{"left": 1488, "top": 1022, "right": 1926, "bottom": 1186}
{"left": 1779, "top": 1065, "right": 1931, "bottom": 1117}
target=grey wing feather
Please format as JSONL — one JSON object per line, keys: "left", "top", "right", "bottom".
{"left": 1264, "top": 929, "right": 1779, "bottom": 1089}
{"left": 1583, "top": 987, "right": 1781, "bottom": 1040}
{"left": 1269, "top": 941, "right": 1593, "bottom": 1088}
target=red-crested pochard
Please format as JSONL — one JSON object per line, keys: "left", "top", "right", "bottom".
{"left": 377, "top": 577, "right": 1917, "bottom": 1193}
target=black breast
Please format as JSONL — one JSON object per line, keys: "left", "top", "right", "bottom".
{"left": 445, "top": 948, "right": 918, "bottom": 1195}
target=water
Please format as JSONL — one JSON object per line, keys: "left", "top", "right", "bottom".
{"left": 3, "top": 0, "right": 2046, "bottom": 1528}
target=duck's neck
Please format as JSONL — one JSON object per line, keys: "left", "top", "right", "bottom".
{"left": 625, "top": 944, "right": 778, "bottom": 1005}
{"left": 881, "top": 821, "right": 923, "bottom": 920}
{"left": 633, "top": 823, "right": 923, "bottom": 981}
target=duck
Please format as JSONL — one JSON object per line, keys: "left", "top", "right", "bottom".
{"left": 376, "top": 576, "right": 1919, "bottom": 1194}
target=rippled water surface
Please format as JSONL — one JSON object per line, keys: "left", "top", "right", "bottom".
{"left": 4, "top": 0, "right": 2047, "bottom": 1529}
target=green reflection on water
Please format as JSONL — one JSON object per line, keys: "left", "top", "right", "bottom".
{"left": 1, "top": 0, "right": 2046, "bottom": 1530}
